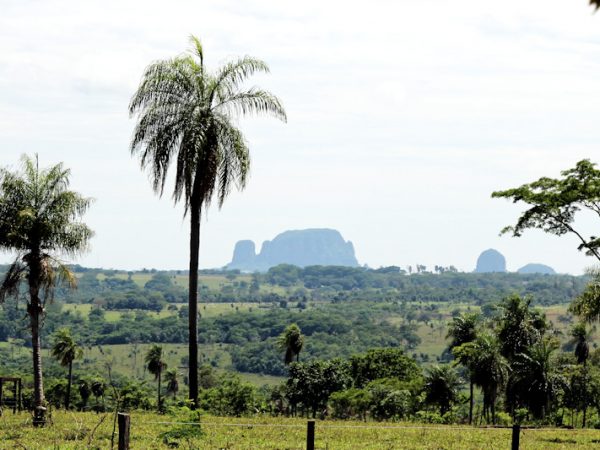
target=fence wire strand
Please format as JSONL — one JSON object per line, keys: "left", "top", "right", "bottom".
{"left": 140, "top": 421, "right": 533, "bottom": 431}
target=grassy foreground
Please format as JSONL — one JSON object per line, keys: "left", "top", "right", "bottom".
{"left": 1, "top": 412, "right": 600, "bottom": 449}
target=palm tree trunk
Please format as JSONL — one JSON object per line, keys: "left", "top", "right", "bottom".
{"left": 469, "top": 379, "right": 473, "bottom": 425}
{"left": 158, "top": 370, "right": 162, "bottom": 411}
{"left": 29, "top": 252, "right": 46, "bottom": 426}
{"left": 188, "top": 200, "right": 201, "bottom": 409}
{"left": 66, "top": 360, "right": 73, "bottom": 410}
{"left": 29, "top": 299, "right": 45, "bottom": 426}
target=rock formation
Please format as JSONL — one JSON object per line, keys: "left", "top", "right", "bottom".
{"left": 227, "top": 229, "right": 359, "bottom": 271}
{"left": 474, "top": 249, "right": 507, "bottom": 273}
{"left": 517, "top": 263, "right": 556, "bottom": 275}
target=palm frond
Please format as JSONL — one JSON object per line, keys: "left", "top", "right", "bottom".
{"left": 0, "top": 258, "right": 26, "bottom": 303}
{"left": 214, "top": 88, "right": 287, "bottom": 121}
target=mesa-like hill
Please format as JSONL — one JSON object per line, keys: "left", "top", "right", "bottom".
{"left": 227, "top": 228, "right": 359, "bottom": 271}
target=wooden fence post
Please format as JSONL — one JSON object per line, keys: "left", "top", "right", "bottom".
{"left": 12, "top": 380, "right": 17, "bottom": 414}
{"left": 306, "top": 420, "right": 315, "bottom": 450}
{"left": 511, "top": 424, "right": 520, "bottom": 450}
{"left": 118, "top": 413, "right": 130, "bottom": 450}
{"left": 17, "top": 379, "right": 22, "bottom": 412}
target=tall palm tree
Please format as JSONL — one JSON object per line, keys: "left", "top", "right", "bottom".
{"left": 129, "top": 35, "right": 286, "bottom": 407}
{"left": 51, "top": 328, "right": 83, "bottom": 410}
{"left": 447, "top": 313, "right": 479, "bottom": 424}
{"left": 145, "top": 344, "right": 167, "bottom": 410}
{"left": 277, "top": 323, "right": 304, "bottom": 364}
{"left": 0, "top": 155, "right": 93, "bottom": 426}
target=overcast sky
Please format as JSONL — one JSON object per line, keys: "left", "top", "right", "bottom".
{"left": 1, "top": 0, "right": 600, "bottom": 274}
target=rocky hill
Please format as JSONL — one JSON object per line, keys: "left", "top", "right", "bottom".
{"left": 474, "top": 249, "right": 507, "bottom": 273}
{"left": 227, "top": 228, "right": 359, "bottom": 271}
{"left": 517, "top": 263, "right": 556, "bottom": 275}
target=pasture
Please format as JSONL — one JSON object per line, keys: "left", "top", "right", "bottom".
{"left": 1, "top": 411, "right": 599, "bottom": 449}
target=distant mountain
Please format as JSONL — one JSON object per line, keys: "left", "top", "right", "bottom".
{"left": 474, "top": 249, "right": 506, "bottom": 273}
{"left": 517, "top": 263, "right": 556, "bottom": 275}
{"left": 227, "top": 228, "right": 359, "bottom": 272}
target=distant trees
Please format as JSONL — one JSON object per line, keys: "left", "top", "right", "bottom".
{"left": 51, "top": 328, "right": 83, "bottom": 410}
{"left": 447, "top": 295, "right": 563, "bottom": 424}
{"left": 0, "top": 155, "right": 93, "bottom": 425}
{"left": 129, "top": 35, "right": 286, "bottom": 407}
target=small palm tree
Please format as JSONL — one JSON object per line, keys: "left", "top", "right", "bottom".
{"left": 0, "top": 155, "right": 93, "bottom": 425}
{"left": 165, "top": 369, "right": 179, "bottom": 399}
{"left": 78, "top": 379, "right": 91, "bottom": 410}
{"left": 129, "top": 36, "right": 286, "bottom": 407}
{"left": 455, "top": 332, "right": 508, "bottom": 424}
{"left": 424, "top": 365, "right": 462, "bottom": 416}
{"left": 508, "top": 338, "right": 559, "bottom": 419}
{"left": 91, "top": 379, "right": 106, "bottom": 409}
{"left": 51, "top": 328, "right": 83, "bottom": 410}
{"left": 447, "top": 313, "right": 479, "bottom": 424}
{"left": 145, "top": 345, "right": 167, "bottom": 410}
{"left": 277, "top": 324, "right": 304, "bottom": 364}
{"left": 570, "top": 322, "right": 590, "bottom": 366}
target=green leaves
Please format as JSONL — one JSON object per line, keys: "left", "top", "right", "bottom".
{"left": 129, "top": 35, "right": 285, "bottom": 214}
{"left": 492, "top": 159, "right": 600, "bottom": 261}
{"left": 145, "top": 344, "right": 167, "bottom": 379}
{"left": 51, "top": 328, "right": 83, "bottom": 367}
{"left": 277, "top": 323, "right": 304, "bottom": 364}
{"left": 0, "top": 155, "right": 93, "bottom": 305}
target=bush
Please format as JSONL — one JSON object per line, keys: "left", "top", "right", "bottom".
{"left": 414, "top": 410, "right": 444, "bottom": 424}
{"left": 200, "top": 375, "right": 257, "bottom": 416}
{"left": 329, "top": 388, "right": 371, "bottom": 420}
{"left": 366, "top": 379, "right": 412, "bottom": 421}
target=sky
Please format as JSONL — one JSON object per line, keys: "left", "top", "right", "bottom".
{"left": 1, "top": 0, "right": 600, "bottom": 274}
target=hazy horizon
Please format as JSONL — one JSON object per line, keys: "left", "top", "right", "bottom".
{"left": 2, "top": 1, "right": 600, "bottom": 275}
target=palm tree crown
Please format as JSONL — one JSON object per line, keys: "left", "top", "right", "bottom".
{"left": 129, "top": 35, "right": 286, "bottom": 210}
{"left": 51, "top": 328, "right": 83, "bottom": 367}
{"left": 145, "top": 344, "right": 167, "bottom": 380}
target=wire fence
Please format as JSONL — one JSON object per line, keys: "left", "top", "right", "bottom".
{"left": 3, "top": 411, "right": 598, "bottom": 450}
{"left": 120, "top": 416, "right": 600, "bottom": 450}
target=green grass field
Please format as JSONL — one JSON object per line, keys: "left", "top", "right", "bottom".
{"left": 1, "top": 411, "right": 599, "bottom": 449}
